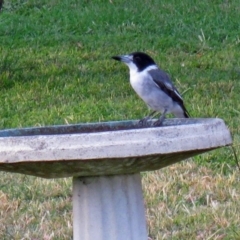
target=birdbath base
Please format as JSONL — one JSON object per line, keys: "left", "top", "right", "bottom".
{"left": 73, "top": 173, "right": 147, "bottom": 240}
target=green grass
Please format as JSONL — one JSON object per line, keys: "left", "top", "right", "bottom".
{"left": 0, "top": 0, "right": 240, "bottom": 239}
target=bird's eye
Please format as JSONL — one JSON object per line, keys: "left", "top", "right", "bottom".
{"left": 134, "top": 56, "right": 141, "bottom": 62}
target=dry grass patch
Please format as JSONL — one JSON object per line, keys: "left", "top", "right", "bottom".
{"left": 0, "top": 174, "right": 72, "bottom": 239}
{"left": 1, "top": 160, "right": 239, "bottom": 239}
{"left": 143, "top": 160, "right": 240, "bottom": 239}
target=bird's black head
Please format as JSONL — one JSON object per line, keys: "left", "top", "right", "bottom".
{"left": 130, "top": 52, "right": 156, "bottom": 72}
{"left": 112, "top": 52, "right": 156, "bottom": 72}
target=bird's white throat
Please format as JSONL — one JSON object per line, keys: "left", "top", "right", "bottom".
{"left": 129, "top": 65, "right": 158, "bottom": 95}
{"left": 129, "top": 64, "right": 158, "bottom": 79}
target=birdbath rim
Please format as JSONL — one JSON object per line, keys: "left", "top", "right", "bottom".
{"left": 0, "top": 118, "right": 226, "bottom": 137}
{"left": 0, "top": 118, "right": 232, "bottom": 178}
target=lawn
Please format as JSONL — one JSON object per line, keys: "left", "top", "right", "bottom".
{"left": 0, "top": 0, "right": 240, "bottom": 239}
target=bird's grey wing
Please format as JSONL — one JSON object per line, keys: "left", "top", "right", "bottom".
{"left": 148, "top": 69, "right": 183, "bottom": 103}
{"left": 149, "top": 69, "right": 189, "bottom": 117}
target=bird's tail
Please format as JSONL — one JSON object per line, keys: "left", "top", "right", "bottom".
{"left": 182, "top": 104, "right": 190, "bottom": 118}
{"left": 181, "top": 104, "right": 190, "bottom": 118}
{"left": 174, "top": 104, "right": 190, "bottom": 118}
{"left": 183, "top": 110, "right": 190, "bottom": 118}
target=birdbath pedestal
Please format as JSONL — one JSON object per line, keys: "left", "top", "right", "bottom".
{"left": 0, "top": 118, "right": 232, "bottom": 240}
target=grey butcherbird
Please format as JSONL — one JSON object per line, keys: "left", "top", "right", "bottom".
{"left": 112, "top": 52, "right": 189, "bottom": 126}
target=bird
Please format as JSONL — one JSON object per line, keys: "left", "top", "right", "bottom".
{"left": 112, "top": 52, "right": 189, "bottom": 126}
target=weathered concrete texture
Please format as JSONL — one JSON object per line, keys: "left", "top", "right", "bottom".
{"left": 73, "top": 174, "right": 147, "bottom": 240}
{"left": 0, "top": 118, "right": 232, "bottom": 178}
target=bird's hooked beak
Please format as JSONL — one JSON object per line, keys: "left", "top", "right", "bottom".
{"left": 112, "top": 55, "right": 132, "bottom": 63}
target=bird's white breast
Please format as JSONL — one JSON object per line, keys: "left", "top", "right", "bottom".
{"left": 129, "top": 65, "right": 158, "bottom": 95}
{"left": 128, "top": 65, "right": 175, "bottom": 113}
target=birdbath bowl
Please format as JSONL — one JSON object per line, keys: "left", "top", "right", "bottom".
{"left": 0, "top": 118, "right": 232, "bottom": 240}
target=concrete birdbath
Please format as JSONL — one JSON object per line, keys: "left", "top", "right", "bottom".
{"left": 0, "top": 118, "right": 232, "bottom": 240}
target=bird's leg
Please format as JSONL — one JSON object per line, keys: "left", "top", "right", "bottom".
{"left": 154, "top": 109, "right": 167, "bottom": 126}
{"left": 139, "top": 111, "right": 156, "bottom": 127}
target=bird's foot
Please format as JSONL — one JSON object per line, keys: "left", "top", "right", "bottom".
{"left": 153, "top": 114, "right": 166, "bottom": 127}
{"left": 153, "top": 119, "right": 164, "bottom": 127}
{"left": 138, "top": 117, "right": 150, "bottom": 127}
{"left": 153, "top": 109, "right": 167, "bottom": 127}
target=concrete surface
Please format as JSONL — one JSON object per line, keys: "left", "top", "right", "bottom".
{"left": 0, "top": 118, "right": 232, "bottom": 178}
{"left": 73, "top": 174, "right": 147, "bottom": 240}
